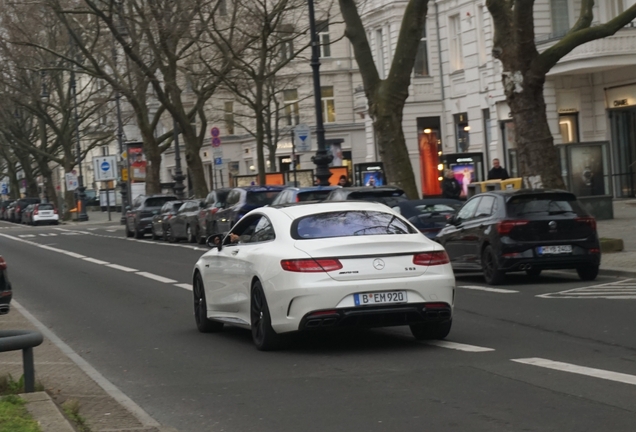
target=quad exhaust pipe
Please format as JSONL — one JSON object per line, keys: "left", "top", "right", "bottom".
{"left": 519, "top": 264, "right": 532, "bottom": 270}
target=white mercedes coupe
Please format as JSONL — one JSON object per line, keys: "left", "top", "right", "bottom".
{"left": 192, "top": 201, "right": 456, "bottom": 350}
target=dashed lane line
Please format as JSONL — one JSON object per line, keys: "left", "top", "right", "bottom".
{"left": 427, "top": 341, "right": 495, "bottom": 352}
{"left": 457, "top": 285, "right": 519, "bottom": 294}
{"left": 18, "top": 234, "right": 35, "bottom": 238}
{"left": 512, "top": 357, "right": 636, "bottom": 386}
{"left": 83, "top": 257, "right": 110, "bottom": 265}
{"left": 136, "top": 272, "right": 178, "bottom": 284}
{"left": 174, "top": 283, "right": 192, "bottom": 291}
{"left": 106, "top": 264, "right": 138, "bottom": 272}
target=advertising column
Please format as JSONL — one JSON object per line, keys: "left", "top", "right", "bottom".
{"left": 126, "top": 142, "right": 146, "bottom": 203}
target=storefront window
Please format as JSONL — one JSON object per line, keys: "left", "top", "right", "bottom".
{"left": 559, "top": 113, "right": 579, "bottom": 143}
{"left": 417, "top": 117, "right": 442, "bottom": 196}
{"left": 454, "top": 113, "right": 470, "bottom": 152}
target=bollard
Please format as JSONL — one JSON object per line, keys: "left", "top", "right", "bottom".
{"left": 0, "top": 330, "right": 43, "bottom": 392}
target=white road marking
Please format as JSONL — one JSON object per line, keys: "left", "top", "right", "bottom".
{"left": 107, "top": 230, "right": 117, "bottom": 232}
{"left": 174, "top": 283, "right": 192, "bottom": 291}
{"left": 136, "top": 272, "right": 177, "bottom": 284}
{"left": 457, "top": 285, "right": 519, "bottom": 294}
{"left": 62, "top": 251, "right": 86, "bottom": 259}
{"left": 106, "top": 264, "right": 138, "bottom": 272}
{"left": 83, "top": 257, "right": 110, "bottom": 265}
{"left": 512, "top": 357, "right": 636, "bottom": 386}
{"left": 537, "top": 279, "right": 636, "bottom": 299}
{"left": 19, "top": 234, "right": 35, "bottom": 238}
{"left": 426, "top": 341, "right": 495, "bottom": 352}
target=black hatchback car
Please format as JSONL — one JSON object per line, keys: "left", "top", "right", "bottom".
{"left": 211, "top": 186, "right": 284, "bottom": 234}
{"left": 436, "top": 189, "right": 600, "bottom": 285}
{"left": 126, "top": 194, "right": 179, "bottom": 239}
{"left": 0, "top": 255, "right": 12, "bottom": 315}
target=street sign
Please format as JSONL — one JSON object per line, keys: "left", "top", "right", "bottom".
{"left": 294, "top": 123, "right": 312, "bottom": 152}
{"left": 65, "top": 172, "right": 79, "bottom": 191}
{"left": 121, "top": 168, "right": 128, "bottom": 182}
{"left": 214, "top": 157, "right": 223, "bottom": 166}
{"left": 212, "top": 147, "right": 223, "bottom": 158}
{"left": 0, "top": 183, "right": 8, "bottom": 195}
{"left": 210, "top": 126, "right": 220, "bottom": 138}
{"left": 93, "top": 155, "right": 118, "bottom": 181}
{"left": 211, "top": 137, "right": 222, "bottom": 147}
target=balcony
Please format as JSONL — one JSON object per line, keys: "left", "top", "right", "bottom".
{"left": 543, "top": 27, "right": 636, "bottom": 76}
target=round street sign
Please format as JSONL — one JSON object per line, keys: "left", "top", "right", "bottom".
{"left": 212, "top": 137, "right": 221, "bottom": 147}
{"left": 211, "top": 126, "right": 220, "bottom": 138}
{"left": 100, "top": 161, "right": 111, "bottom": 171}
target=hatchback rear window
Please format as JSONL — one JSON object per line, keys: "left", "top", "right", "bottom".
{"left": 297, "top": 190, "right": 332, "bottom": 202}
{"left": 293, "top": 211, "right": 416, "bottom": 239}
{"left": 506, "top": 193, "right": 584, "bottom": 217}
{"left": 246, "top": 191, "right": 280, "bottom": 206}
{"left": 38, "top": 204, "right": 54, "bottom": 210}
{"left": 146, "top": 197, "right": 177, "bottom": 207}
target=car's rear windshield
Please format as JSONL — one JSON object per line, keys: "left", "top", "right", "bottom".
{"left": 146, "top": 197, "right": 177, "bottom": 207}
{"left": 246, "top": 191, "right": 280, "bottom": 206}
{"left": 38, "top": 204, "right": 54, "bottom": 210}
{"left": 506, "top": 193, "right": 584, "bottom": 217}
{"left": 297, "top": 190, "right": 332, "bottom": 202}
{"left": 293, "top": 210, "right": 416, "bottom": 239}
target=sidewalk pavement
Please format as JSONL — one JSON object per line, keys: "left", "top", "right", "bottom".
{"left": 3, "top": 198, "right": 632, "bottom": 431}
{"left": 62, "top": 208, "right": 123, "bottom": 226}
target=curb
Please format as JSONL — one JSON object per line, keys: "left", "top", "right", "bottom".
{"left": 21, "top": 392, "right": 75, "bottom": 432}
{"left": 599, "top": 268, "right": 636, "bottom": 278}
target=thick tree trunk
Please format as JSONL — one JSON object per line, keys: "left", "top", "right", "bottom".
{"left": 506, "top": 75, "right": 565, "bottom": 190}
{"left": 6, "top": 161, "right": 20, "bottom": 200}
{"left": 139, "top": 129, "right": 161, "bottom": 195}
{"left": 184, "top": 142, "right": 208, "bottom": 197}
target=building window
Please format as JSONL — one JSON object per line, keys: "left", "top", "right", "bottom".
{"left": 608, "top": 0, "right": 625, "bottom": 19}
{"left": 279, "top": 24, "right": 294, "bottom": 60}
{"left": 559, "top": 113, "right": 579, "bottom": 143}
{"left": 317, "top": 20, "right": 331, "bottom": 58}
{"left": 551, "top": 0, "right": 570, "bottom": 37}
{"left": 283, "top": 89, "right": 299, "bottom": 126}
{"left": 375, "top": 29, "right": 385, "bottom": 79}
{"left": 454, "top": 113, "right": 470, "bottom": 152}
{"left": 321, "top": 86, "right": 336, "bottom": 123}
{"left": 482, "top": 108, "right": 491, "bottom": 163}
{"left": 218, "top": 0, "right": 227, "bottom": 16}
{"left": 224, "top": 101, "right": 234, "bottom": 135}
{"left": 449, "top": 15, "right": 463, "bottom": 71}
{"left": 476, "top": 6, "right": 487, "bottom": 66}
{"left": 413, "top": 23, "right": 429, "bottom": 77}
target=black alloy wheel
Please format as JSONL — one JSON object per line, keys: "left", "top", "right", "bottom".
{"left": 410, "top": 320, "right": 452, "bottom": 340}
{"left": 193, "top": 273, "right": 223, "bottom": 333}
{"left": 134, "top": 221, "right": 144, "bottom": 239}
{"left": 250, "top": 281, "right": 288, "bottom": 351}
{"left": 482, "top": 245, "right": 506, "bottom": 285}
{"left": 577, "top": 264, "right": 599, "bottom": 281}
{"left": 125, "top": 222, "right": 133, "bottom": 238}
{"left": 151, "top": 226, "right": 159, "bottom": 240}
{"left": 165, "top": 225, "right": 177, "bottom": 243}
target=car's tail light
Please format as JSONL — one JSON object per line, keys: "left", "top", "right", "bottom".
{"left": 0, "top": 257, "right": 6, "bottom": 271}
{"left": 589, "top": 248, "right": 600, "bottom": 254}
{"left": 308, "top": 310, "right": 338, "bottom": 317}
{"left": 413, "top": 251, "right": 450, "bottom": 266}
{"left": 281, "top": 258, "right": 343, "bottom": 272}
{"left": 33, "top": 208, "right": 39, "bottom": 215}
{"left": 209, "top": 208, "right": 218, "bottom": 215}
{"left": 576, "top": 217, "right": 596, "bottom": 230}
{"left": 53, "top": 208, "right": 58, "bottom": 214}
{"left": 497, "top": 220, "right": 529, "bottom": 235}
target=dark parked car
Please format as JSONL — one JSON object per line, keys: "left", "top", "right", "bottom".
{"left": 392, "top": 198, "right": 463, "bottom": 239}
{"left": 271, "top": 186, "right": 338, "bottom": 206}
{"left": 324, "top": 186, "right": 409, "bottom": 207}
{"left": 0, "top": 255, "right": 12, "bottom": 315}
{"left": 126, "top": 194, "right": 178, "bottom": 239}
{"left": 21, "top": 204, "right": 36, "bottom": 224}
{"left": 151, "top": 200, "right": 183, "bottom": 240}
{"left": 197, "top": 188, "right": 231, "bottom": 244}
{"left": 5, "top": 202, "right": 17, "bottom": 222}
{"left": 436, "top": 189, "right": 601, "bottom": 285}
{"left": 165, "top": 199, "right": 204, "bottom": 243}
{"left": 0, "top": 201, "right": 13, "bottom": 220}
{"left": 13, "top": 198, "right": 41, "bottom": 223}
{"left": 211, "top": 186, "right": 285, "bottom": 234}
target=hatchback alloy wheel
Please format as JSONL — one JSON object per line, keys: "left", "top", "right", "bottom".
{"left": 482, "top": 245, "right": 505, "bottom": 285}
{"left": 250, "top": 281, "right": 287, "bottom": 351}
{"left": 193, "top": 273, "right": 223, "bottom": 333}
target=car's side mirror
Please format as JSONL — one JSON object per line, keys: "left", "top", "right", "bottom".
{"left": 447, "top": 214, "right": 457, "bottom": 225}
{"left": 206, "top": 233, "right": 225, "bottom": 251}
{"left": 199, "top": 201, "right": 205, "bottom": 208}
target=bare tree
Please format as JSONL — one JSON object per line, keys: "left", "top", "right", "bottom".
{"left": 487, "top": 1, "right": 636, "bottom": 188}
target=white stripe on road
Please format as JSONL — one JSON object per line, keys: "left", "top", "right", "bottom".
{"left": 107, "top": 230, "right": 117, "bottom": 232}
{"left": 457, "top": 285, "right": 519, "bottom": 294}
{"left": 106, "top": 264, "right": 138, "bottom": 272}
{"left": 83, "top": 257, "right": 110, "bottom": 265}
{"left": 174, "top": 283, "right": 192, "bottom": 291}
{"left": 512, "top": 357, "right": 636, "bottom": 386}
{"left": 19, "top": 234, "right": 35, "bottom": 238}
{"left": 427, "top": 341, "right": 495, "bottom": 352}
{"left": 136, "top": 272, "right": 178, "bottom": 284}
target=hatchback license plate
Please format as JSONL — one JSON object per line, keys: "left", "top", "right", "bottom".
{"left": 354, "top": 291, "right": 407, "bottom": 306}
{"left": 538, "top": 245, "right": 572, "bottom": 255}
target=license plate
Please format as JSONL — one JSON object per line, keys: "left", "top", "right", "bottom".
{"left": 538, "top": 245, "right": 572, "bottom": 255}
{"left": 354, "top": 291, "right": 407, "bottom": 306}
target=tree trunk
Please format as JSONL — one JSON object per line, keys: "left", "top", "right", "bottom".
{"left": 506, "top": 75, "right": 565, "bottom": 189}
{"left": 184, "top": 142, "right": 208, "bottom": 197}
{"left": 139, "top": 130, "right": 161, "bottom": 195}
{"left": 6, "top": 161, "right": 20, "bottom": 200}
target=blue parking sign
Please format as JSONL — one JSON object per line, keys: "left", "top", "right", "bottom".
{"left": 214, "top": 157, "right": 223, "bottom": 166}
{"left": 1, "top": 183, "right": 8, "bottom": 195}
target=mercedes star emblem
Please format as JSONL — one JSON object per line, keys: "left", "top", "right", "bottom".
{"left": 373, "top": 259, "right": 385, "bottom": 270}
{"left": 548, "top": 221, "right": 557, "bottom": 230}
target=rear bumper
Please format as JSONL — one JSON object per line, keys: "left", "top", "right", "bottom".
{"left": 499, "top": 243, "right": 600, "bottom": 271}
{"left": 299, "top": 303, "right": 452, "bottom": 331}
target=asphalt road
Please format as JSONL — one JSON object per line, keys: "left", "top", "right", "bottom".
{"left": 1, "top": 220, "right": 636, "bottom": 432}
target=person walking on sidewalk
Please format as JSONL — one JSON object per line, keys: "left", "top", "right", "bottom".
{"left": 487, "top": 158, "right": 510, "bottom": 180}
{"left": 441, "top": 170, "right": 462, "bottom": 199}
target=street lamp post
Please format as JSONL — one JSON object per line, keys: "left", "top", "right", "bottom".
{"left": 307, "top": 0, "right": 332, "bottom": 186}
{"left": 70, "top": 64, "right": 88, "bottom": 222}
{"left": 40, "top": 71, "right": 49, "bottom": 203}
{"left": 113, "top": 47, "right": 128, "bottom": 224}
{"left": 172, "top": 118, "right": 186, "bottom": 199}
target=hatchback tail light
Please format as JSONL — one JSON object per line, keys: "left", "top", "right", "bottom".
{"left": 497, "top": 220, "right": 529, "bottom": 235}
{"left": 0, "top": 257, "right": 6, "bottom": 271}
{"left": 33, "top": 208, "right": 39, "bottom": 215}
{"left": 209, "top": 208, "right": 219, "bottom": 215}
{"left": 281, "top": 258, "right": 343, "bottom": 272}
{"left": 576, "top": 217, "right": 596, "bottom": 230}
{"left": 413, "top": 251, "right": 450, "bottom": 266}
{"left": 53, "top": 208, "right": 58, "bottom": 214}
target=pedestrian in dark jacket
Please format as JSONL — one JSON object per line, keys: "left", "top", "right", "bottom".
{"left": 487, "top": 158, "right": 510, "bottom": 180}
{"left": 441, "top": 169, "right": 462, "bottom": 199}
